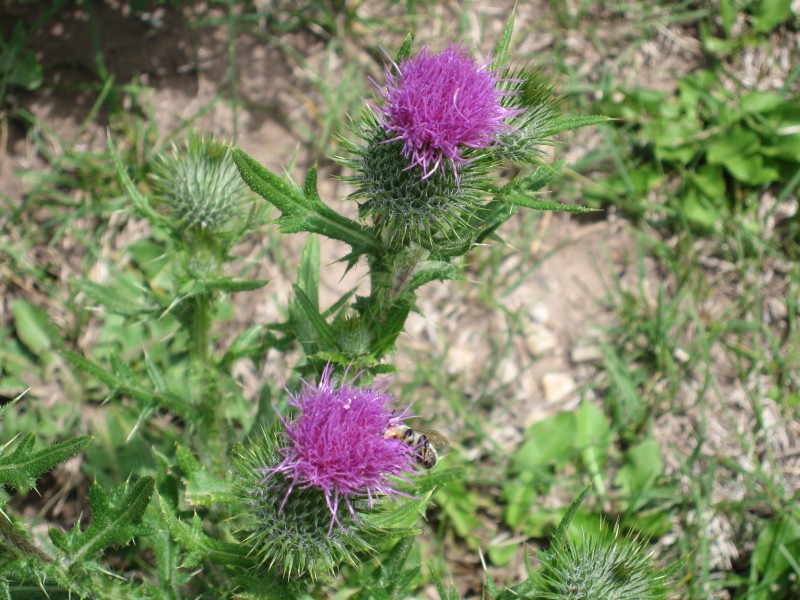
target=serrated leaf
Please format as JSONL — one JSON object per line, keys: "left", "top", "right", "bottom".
{"left": 71, "top": 279, "right": 154, "bottom": 317}
{"left": 57, "top": 477, "right": 155, "bottom": 566}
{"left": 157, "top": 495, "right": 251, "bottom": 568}
{"left": 0, "top": 434, "right": 92, "bottom": 491}
{"left": 175, "top": 446, "right": 238, "bottom": 507}
{"left": 62, "top": 350, "right": 193, "bottom": 419}
{"left": 406, "top": 260, "right": 461, "bottom": 293}
{"left": 232, "top": 149, "right": 381, "bottom": 254}
{"left": 501, "top": 165, "right": 596, "bottom": 213}
{"left": 541, "top": 114, "right": 610, "bottom": 137}
{"left": 179, "top": 277, "right": 270, "bottom": 296}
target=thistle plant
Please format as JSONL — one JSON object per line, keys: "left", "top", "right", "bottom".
{"left": 2, "top": 11, "right": 676, "bottom": 600}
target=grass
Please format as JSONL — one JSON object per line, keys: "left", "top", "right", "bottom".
{"left": 2, "top": 0, "right": 800, "bottom": 597}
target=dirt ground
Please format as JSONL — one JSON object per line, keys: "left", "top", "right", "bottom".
{"left": 3, "top": 0, "right": 799, "bottom": 597}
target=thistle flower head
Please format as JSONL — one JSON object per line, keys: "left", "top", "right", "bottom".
{"left": 262, "top": 365, "right": 415, "bottom": 531}
{"left": 378, "top": 43, "right": 519, "bottom": 182}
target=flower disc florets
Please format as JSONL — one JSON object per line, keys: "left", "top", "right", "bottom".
{"left": 378, "top": 43, "right": 519, "bottom": 182}
{"left": 262, "top": 365, "right": 414, "bottom": 531}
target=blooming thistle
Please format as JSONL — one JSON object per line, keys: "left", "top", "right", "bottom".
{"left": 260, "top": 365, "right": 415, "bottom": 533}
{"left": 340, "top": 41, "right": 527, "bottom": 246}
{"left": 377, "top": 43, "right": 520, "bottom": 184}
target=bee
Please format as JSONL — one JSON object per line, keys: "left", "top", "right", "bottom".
{"left": 384, "top": 425, "right": 448, "bottom": 469}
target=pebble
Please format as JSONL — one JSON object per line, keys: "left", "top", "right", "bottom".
{"left": 525, "top": 324, "right": 558, "bottom": 357}
{"left": 542, "top": 373, "right": 577, "bottom": 403}
{"left": 529, "top": 303, "right": 550, "bottom": 324}
{"left": 571, "top": 343, "right": 604, "bottom": 364}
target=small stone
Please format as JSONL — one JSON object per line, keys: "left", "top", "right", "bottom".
{"left": 673, "top": 347, "right": 690, "bottom": 364}
{"left": 571, "top": 343, "right": 604, "bottom": 364}
{"left": 525, "top": 324, "right": 558, "bottom": 357}
{"left": 542, "top": 373, "right": 577, "bottom": 403}
{"left": 530, "top": 303, "right": 550, "bottom": 324}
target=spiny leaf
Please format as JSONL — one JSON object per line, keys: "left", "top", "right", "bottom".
{"left": 158, "top": 495, "right": 251, "bottom": 569}
{"left": 71, "top": 279, "right": 155, "bottom": 316}
{"left": 405, "top": 260, "right": 462, "bottom": 293}
{"left": 55, "top": 477, "right": 155, "bottom": 566}
{"left": 178, "top": 277, "right": 270, "bottom": 296}
{"left": 109, "top": 135, "right": 166, "bottom": 227}
{"left": 500, "top": 164, "right": 597, "bottom": 213}
{"left": 231, "top": 148, "right": 381, "bottom": 255}
{"left": 175, "top": 445, "right": 238, "bottom": 508}
{"left": 0, "top": 434, "right": 92, "bottom": 492}
{"left": 62, "top": 350, "right": 193, "bottom": 419}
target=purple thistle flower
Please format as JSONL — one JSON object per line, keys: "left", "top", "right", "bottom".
{"left": 378, "top": 43, "right": 519, "bottom": 183}
{"left": 262, "top": 365, "right": 415, "bottom": 532}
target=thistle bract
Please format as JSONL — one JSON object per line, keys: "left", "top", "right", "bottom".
{"left": 261, "top": 365, "right": 415, "bottom": 531}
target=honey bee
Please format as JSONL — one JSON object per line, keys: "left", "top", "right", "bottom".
{"left": 384, "top": 425, "right": 448, "bottom": 469}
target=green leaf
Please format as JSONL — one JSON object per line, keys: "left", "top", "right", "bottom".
{"left": 220, "top": 324, "right": 282, "bottom": 366}
{"left": 0, "top": 434, "right": 92, "bottom": 492}
{"left": 752, "top": 510, "right": 800, "bottom": 583}
{"left": 513, "top": 412, "right": 577, "bottom": 472}
{"left": 741, "top": 91, "right": 785, "bottom": 114}
{"left": 71, "top": 279, "right": 155, "bottom": 317}
{"left": 157, "top": 495, "right": 251, "bottom": 568}
{"left": 368, "top": 302, "right": 411, "bottom": 357}
{"left": 493, "top": 10, "right": 515, "bottom": 63}
{"left": 707, "top": 127, "right": 779, "bottom": 184}
{"left": 395, "top": 33, "right": 413, "bottom": 65}
{"left": 53, "top": 477, "right": 155, "bottom": 566}
{"left": 179, "top": 277, "right": 270, "bottom": 295}
{"left": 231, "top": 149, "right": 381, "bottom": 254}
{"left": 292, "top": 284, "right": 339, "bottom": 350}
{"left": 296, "top": 235, "right": 320, "bottom": 309}
{"left": 502, "top": 165, "right": 596, "bottom": 213}
{"left": 61, "top": 350, "right": 193, "bottom": 419}
{"left": 615, "top": 437, "right": 663, "bottom": 497}
{"left": 541, "top": 114, "right": 610, "bottom": 137}
{"left": 752, "top": 0, "right": 793, "bottom": 32}
{"left": 109, "top": 135, "right": 165, "bottom": 227}
{"left": 175, "top": 446, "right": 238, "bottom": 507}
{"left": 550, "top": 483, "right": 593, "bottom": 547}
{"left": 406, "top": 260, "right": 461, "bottom": 292}
{"left": 11, "top": 299, "right": 59, "bottom": 358}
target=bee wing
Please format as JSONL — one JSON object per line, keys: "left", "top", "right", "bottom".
{"left": 416, "top": 429, "right": 449, "bottom": 450}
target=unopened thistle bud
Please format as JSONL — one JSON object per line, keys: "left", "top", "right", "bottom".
{"left": 532, "top": 525, "right": 674, "bottom": 599}
{"left": 150, "top": 134, "right": 248, "bottom": 239}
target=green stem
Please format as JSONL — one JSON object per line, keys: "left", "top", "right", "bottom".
{"left": 0, "top": 511, "right": 53, "bottom": 564}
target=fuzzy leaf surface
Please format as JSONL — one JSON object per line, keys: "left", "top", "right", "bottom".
{"left": 0, "top": 434, "right": 92, "bottom": 492}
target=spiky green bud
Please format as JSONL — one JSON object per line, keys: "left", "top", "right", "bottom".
{"left": 532, "top": 525, "right": 673, "bottom": 599}
{"left": 150, "top": 134, "right": 248, "bottom": 239}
